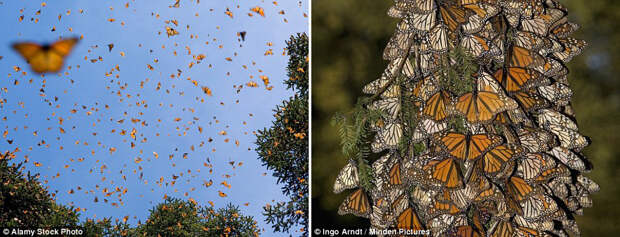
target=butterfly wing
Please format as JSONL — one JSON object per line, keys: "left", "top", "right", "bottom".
{"left": 12, "top": 42, "right": 42, "bottom": 60}
{"left": 467, "top": 134, "right": 502, "bottom": 160}
{"left": 506, "top": 176, "right": 534, "bottom": 202}
{"left": 481, "top": 145, "right": 518, "bottom": 174}
{"left": 388, "top": 161, "right": 402, "bottom": 186}
{"left": 13, "top": 43, "right": 48, "bottom": 73}
{"left": 50, "top": 38, "right": 78, "bottom": 56}
{"left": 510, "top": 46, "right": 544, "bottom": 68}
{"left": 439, "top": 5, "right": 467, "bottom": 31}
{"left": 13, "top": 38, "right": 77, "bottom": 73}
{"left": 338, "top": 188, "right": 371, "bottom": 218}
{"left": 429, "top": 158, "right": 463, "bottom": 188}
{"left": 436, "top": 133, "right": 467, "bottom": 160}
{"left": 397, "top": 208, "right": 424, "bottom": 231}
{"left": 456, "top": 91, "right": 508, "bottom": 123}
{"left": 423, "top": 90, "right": 451, "bottom": 121}
{"left": 489, "top": 220, "right": 514, "bottom": 237}
{"left": 333, "top": 162, "right": 359, "bottom": 194}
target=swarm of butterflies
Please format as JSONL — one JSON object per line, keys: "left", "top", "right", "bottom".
{"left": 333, "top": 0, "right": 598, "bottom": 236}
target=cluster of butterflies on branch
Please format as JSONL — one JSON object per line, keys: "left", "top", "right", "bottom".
{"left": 333, "top": 0, "right": 598, "bottom": 236}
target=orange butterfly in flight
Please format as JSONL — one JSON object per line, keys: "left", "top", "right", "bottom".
{"left": 12, "top": 37, "right": 78, "bottom": 74}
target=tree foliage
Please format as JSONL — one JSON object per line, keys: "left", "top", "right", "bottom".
{"left": 1, "top": 151, "right": 259, "bottom": 237}
{"left": 255, "top": 33, "right": 308, "bottom": 235}
{"left": 0, "top": 151, "right": 80, "bottom": 227}
{"left": 138, "top": 197, "right": 259, "bottom": 237}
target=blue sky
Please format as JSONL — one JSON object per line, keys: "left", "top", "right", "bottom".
{"left": 0, "top": 0, "right": 307, "bottom": 235}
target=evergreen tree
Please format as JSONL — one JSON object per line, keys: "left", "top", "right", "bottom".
{"left": 203, "top": 203, "right": 260, "bottom": 237}
{"left": 138, "top": 197, "right": 259, "bottom": 237}
{"left": 1, "top": 151, "right": 258, "bottom": 236}
{"left": 333, "top": 1, "right": 598, "bottom": 236}
{"left": 81, "top": 218, "right": 133, "bottom": 237}
{"left": 255, "top": 33, "right": 309, "bottom": 235}
{"left": 0, "top": 151, "right": 80, "bottom": 227}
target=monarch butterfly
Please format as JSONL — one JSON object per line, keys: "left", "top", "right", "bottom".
{"left": 376, "top": 155, "right": 403, "bottom": 190}
{"left": 450, "top": 185, "right": 477, "bottom": 209}
{"left": 384, "top": 20, "right": 413, "bottom": 60}
{"left": 536, "top": 165, "right": 570, "bottom": 183}
{"left": 411, "top": 0, "right": 434, "bottom": 13}
{"left": 521, "top": 9, "right": 567, "bottom": 36}
{"left": 461, "top": 1, "right": 500, "bottom": 34}
{"left": 13, "top": 37, "right": 79, "bottom": 74}
{"left": 397, "top": 208, "right": 424, "bottom": 231}
{"left": 538, "top": 82, "right": 572, "bottom": 106}
{"left": 455, "top": 90, "right": 511, "bottom": 123}
{"left": 481, "top": 145, "right": 520, "bottom": 175}
{"left": 494, "top": 67, "right": 546, "bottom": 93}
{"left": 462, "top": 13, "right": 484, "bottom": 34}
{"left": 509, "top": 46, "right": 544, "bottom": 68}
{"left": 540, "top": 37, "right": 566, "bottom": 56}
{"left": 439, "top": 4, "right": 468, "bottom": 31}
{"left": 432, "top": 197, "right": 461, "bottom": 215}
{"left": 513, "top": 31, "right": 546, "bottom": 50}
{"left": 506, "top": 176, "right": 534, "bottom": 202}
{"left": 553, "top": 38, "right": 587, "bottom": 63}
{"left": 577, "top": 175, "right": 600, "bottom": 193}
{"left": 461, "top": 34, "right": 500, "bottom": 58}
{"left": 363, "top": 76, "right": 388, "bottom": 95}
{"left": 425, "top": 158, "right": 463, "bottom": 188}
{"left": 513, "top": 214, "right": 547, "bottom": 232}
{"left": 413, "top": 76, "right": 439, "bottom": 102}
{"left": 515, "top": 225, "right": 540, "bottom": 237}
{"left": 429, "top": 190, "right": 463, "bottom": 217}
{"left": 370, "top": 98, "right": 400, "bottom": 120}
{"left": 411, "top": 185, "right": 434, "bottom": 207}
{"left": 416, "top": 48, "right": 442, "bottom": 74}
{"left": 412, "top": 119, "right": 448, "bottom": 142}
{"left": 423, "top": 90, "right": 452, "bottom": 121}
{"left": 551, "top": 21, "right": 579, "bottom": 38}
{"left": 411, "top": 11, "right": 437, "bottom": 32}
{"left": 429, "top": 24, "right": 450, "bottom": 52}
{"left": 534, "top": 57, "right": 568, "bottom": 78}
{"left": 493, "top": 112, "right": 511, "bottom": 124}
{"left": 370, "top": 200, "right": 392, "bottom": 229}
{"left": 537, "top": 109, "right": 588, "bottom": 150}
{"left": 465, "top": 165, "right": 488, "bottom": 189}
{"left": 363, "top": 74, "right": 400, "bottom": 98}
{"left": 522, "top": 194, "right": 558, "bottom": 220}
{"left": 387, "top": 1, "right": 413, "bottom": 18}
{"left": 434, "top": 132, "right": 502, "bottom": 161}
{"left": 520, "top": 18, "right": 549, "bottom": 36}
{"left": 372, "top": 155, "right": 390, "bottom": 190}
{"left": 502, "top": 1, "right": 526, "bottom": 27}
{"left": 471, "top": 207, "right": 488, "bottom": 229}
{"left": 489, "top": 219, "right": 514, "bottom": 237}
{"left": 456, "top": 226, "right": 484, "bottom": 237}
{"left": 512, "top": 90, "right": 548, "bottom": 112}
{"left": 517, "top": 127, "right": 553, "bottom": 153}
{"left": 400, "top": 58, "right": 417, "bottom": 80}
{"left": 537, "top": 109, "right": 577, "bottom": 130}
{"left": 333, "top": 161, "right": 359, "bottom": 194}
{"left": 371, "top": 122, "right": 402, "bottom": 152}
{"left": 487, "top": 14, "right": 508, "bottom": 35}
{"left": 388, "top": 161, "right": 402, "bottom": 186}
{"left": 338, "top": 188, "right": 371, "bottom": 218}
{"left": 474, "top": 183, "right": 503, "bottom": 203}
{"left": 390, "top": 192, "right": 410, "bottom": 217}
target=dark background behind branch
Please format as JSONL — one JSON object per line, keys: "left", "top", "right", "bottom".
{"left": 311, "top": 0, "right": 620, "bottom": 235}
